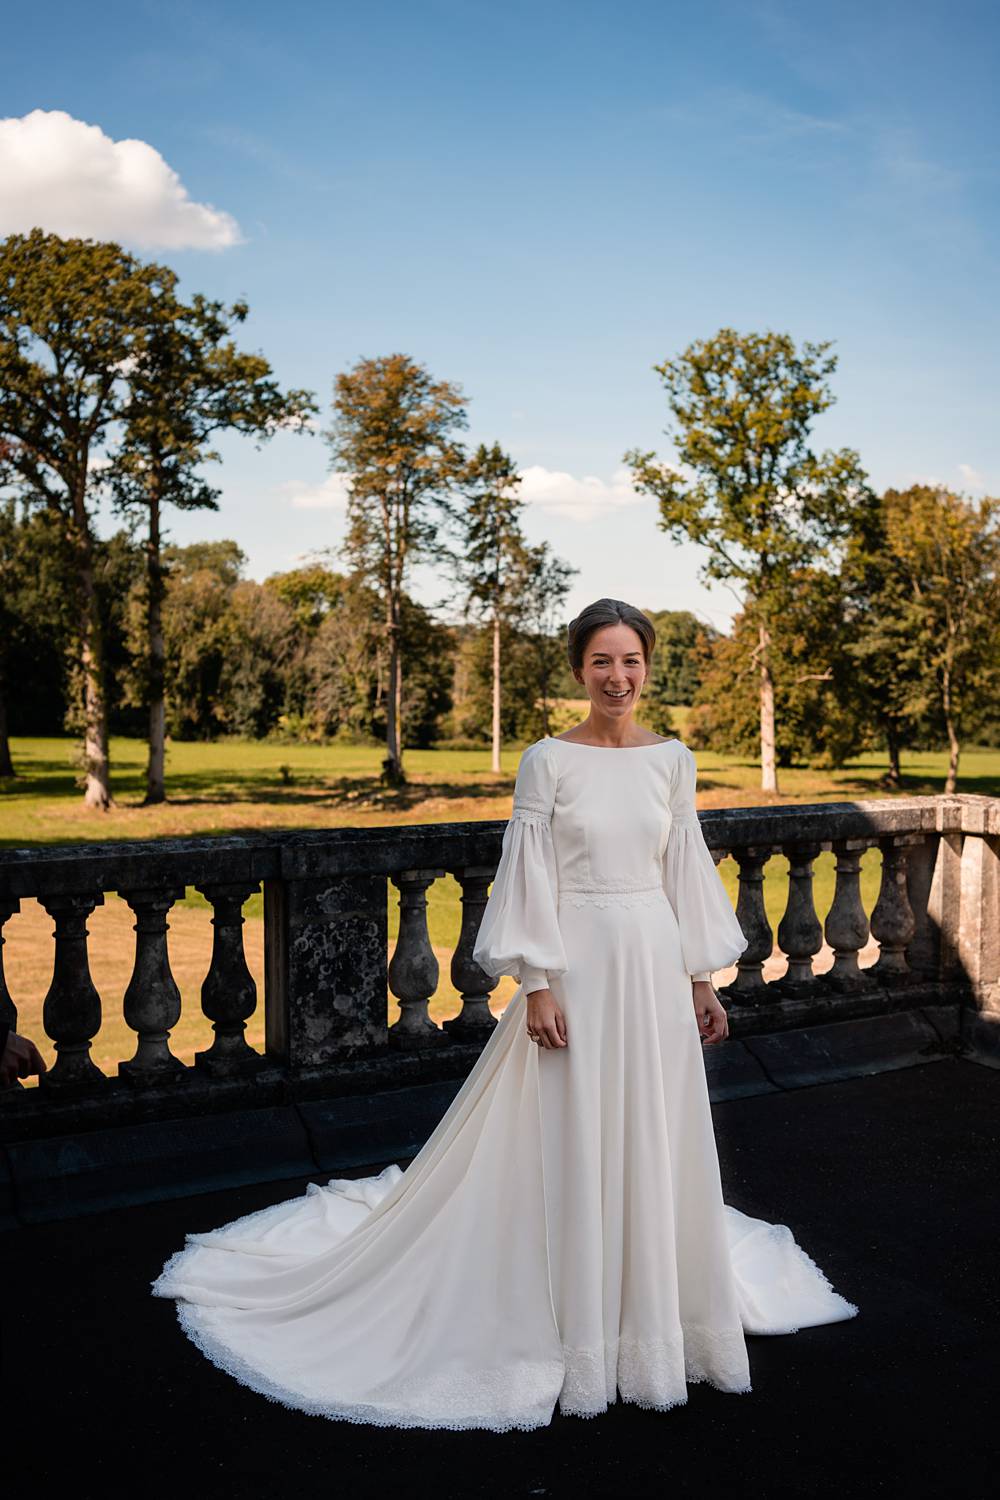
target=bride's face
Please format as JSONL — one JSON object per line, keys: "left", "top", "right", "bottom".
{"left": 574, "top": 623, "right": 647, "bottom": 718}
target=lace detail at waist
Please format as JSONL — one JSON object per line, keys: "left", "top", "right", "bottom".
{"left": 559, "top": 882, "right": 669, "bottom": 910}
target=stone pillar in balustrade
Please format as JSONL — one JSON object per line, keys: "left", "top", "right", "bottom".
{"left": 443, "top": 866, "right": 497, "bottom": 1041}
{"left": 388, "top": 869, "right": 447, "bottom": 1048}
{"left": 927, "top": 822, "right": 965, "bottom": 986}
{"left": 265, "top": 872, "right": 389, "bottom": 1069}
{"left": 823, "top": 838, "right": 873, "bottom": 990}
{"left": 726, "top": 848, "right": 773, "bottom": 1002}
{"left": 196, "top": 882, "right": 262, "bottom": 1075}
{"left": 904, "top": 833, "right": 940, "bottom": 981}
{"left": 870, "top": 836, "right": 918, "bottom": 984}
{"left": 119, "top": 885, "right": 186, "bottom": 1081}
{"left": 39, "top": 891, "right": 106, "bottom": 1090}
{"left": 775, "top": 843, "right": 823, "bottom": 996}
{"left": 949, "top": 803, "right": 1000, "bottom": 1048}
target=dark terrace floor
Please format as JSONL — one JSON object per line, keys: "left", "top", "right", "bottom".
{"left": 4, "top": 1058, "right": 999, "bottom": 1500}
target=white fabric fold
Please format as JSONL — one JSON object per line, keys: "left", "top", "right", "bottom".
{"left": 661, "top": 742, "right": 749, "bottom": 978}
{"left": 473, "top": 739, "right": 568, "bottom": 993}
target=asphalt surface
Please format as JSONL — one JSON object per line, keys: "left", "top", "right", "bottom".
{"left": 5, "top": 1057, "right": 998, "bottom": 1500}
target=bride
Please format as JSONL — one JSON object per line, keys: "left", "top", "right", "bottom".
{"left": 152, "top": 596, "right": 858, "bottom": 1431}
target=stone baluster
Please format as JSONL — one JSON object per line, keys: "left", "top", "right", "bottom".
{"left": 388, "top": 869, "right": 446, "bottom": 1047}
{"left": 119, "top": 886, "right": 185, "bottom": 1080}
{"left": 870, "top": 836, "right": 918, "bottom": 982}
{"left": 39, "top": 892, "right": 106, "bottom": 1090}
{"left": 823, "top": 838, "right": 873, "bottom": 989}
{"left": 903, "top": 834, "right": 939, "bottom": 981}
{"left": 726, "top": 848, "right": 773, "bottom": 1001}
{"left": 443, "top": 866, "right": 498, "bottom": 1040}
{"left": 775, "top": 843, "right": 823, "bottom": 994}
{"left": 195, "top": 882, "right": 261, "bottom": 1075}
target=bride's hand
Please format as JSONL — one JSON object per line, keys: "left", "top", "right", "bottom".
{"left": 692, "top": 980, "right": 729, "bottom": 1045}
{"left": 525, "top": 988, "right": 568, "bottom": 1048}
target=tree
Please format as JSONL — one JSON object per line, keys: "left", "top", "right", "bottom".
{"left": 305, "top": 574, "right": 387, "bottom": 743}
{"left": 641, "top": 609, "right": 719, "bottom": 733}
{"left": 109, "top": 290, "right": 316, "bottom": 802}
{"left": 132, "top": 541, "right": 247, "bottom": 741}
{"left": 839, "top": 490, "right": 928, "bottom": 787}
{"left": 625, "top": 328, "right": 870, "bottom": 793}
{"left": 0, "top": 230, "right": 170, "bottom": 806}
{"left": 511, "top": 541, "right": 578, "bottom": 740}
{"left": 220, "top": 581, "right": 297, "bottom": 739}
{"left": 0, "top": 500, "right": 75, "bottom": 774}
{"left": 455, "top": 442, "right": 530, "bottom": 770}
{"left": 325, "top": 354, "right": 468, "bottom": 784}
{"left": 879, "top": 485, "right": 1000, "bottom": 791}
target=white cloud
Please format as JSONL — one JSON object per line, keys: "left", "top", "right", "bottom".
{"left": 282, "top": 473, "right": 352, "bottom": 509}
{"left": 517, "top": 465, "right": 644, "bottom": 520}
{"left": 518, "top": 464, "right": 688, "bottom": 522}
{"left": 0, "top": 109, "right": 241, "bottom": 250}
{"left": 281, "top": 464, "right": 696, "bottom": 522}
{"left": 958, "top": 463, "right": 986, "bottom": 491}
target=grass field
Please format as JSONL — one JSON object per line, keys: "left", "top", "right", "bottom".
{"left": 3, "top": 727, "right": 997, "bottom": 1081}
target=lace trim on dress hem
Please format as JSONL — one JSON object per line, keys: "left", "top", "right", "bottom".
{"left": 736, "top": 1221, "right": 860, "bottom": 1329}
{"left": 559, "top": 1324, "right": 752, "bottom": 1418}
{"left": 169, "top": 1300, "right": 566, "bottom": 1434}
{"left": 156, "top": 1285, "right": 752, "bottom": 1434}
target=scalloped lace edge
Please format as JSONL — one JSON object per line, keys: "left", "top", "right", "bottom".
{"left": 155, "top": 1285, "right": 754, "bottom": 1432}
{"left": 734, "top": 1221, "right": 860, "bottom": 1330}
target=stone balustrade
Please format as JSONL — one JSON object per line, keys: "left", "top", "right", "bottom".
{"left": 1, "top": 793, "right": 997, "bottom": 1148}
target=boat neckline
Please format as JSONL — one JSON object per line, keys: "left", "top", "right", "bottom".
{"left": 546, "top": 735, "right": 677, "bottom": 751}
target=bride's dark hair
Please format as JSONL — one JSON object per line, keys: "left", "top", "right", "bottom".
{"left": 566, "top": 599, "right": 656, "bottom": 672}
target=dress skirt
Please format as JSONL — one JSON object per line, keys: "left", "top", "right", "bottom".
{"left": 152, "top": 886, "right": 856, "bottom": 1432}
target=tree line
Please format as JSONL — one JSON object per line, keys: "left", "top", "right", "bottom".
{"left": 2, "top": 232, "right": 998, "bottom": 804}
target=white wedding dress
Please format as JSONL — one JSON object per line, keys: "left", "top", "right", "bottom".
{"left": 152, "top": 735, "right": 858, "bottom": 1431}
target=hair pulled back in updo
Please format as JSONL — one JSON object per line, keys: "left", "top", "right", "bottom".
{"left": 566, "top": 598, "right": 656, "bottom": 675}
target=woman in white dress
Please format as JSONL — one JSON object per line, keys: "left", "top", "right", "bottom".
{"left": 152, "top": 598, "right": 857, "bottom": 1431}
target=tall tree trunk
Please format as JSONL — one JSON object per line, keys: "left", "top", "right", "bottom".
{"left": 758, "top": 617, "right": 778, "bottom": 794}
{"left": 0, "top": 670, "right": 14, "bottom": 778}
{"left": 885, "top": 722, "right": 901, "bottom": 789}
{"left": 942, "top": 662, "right": 960, "bottom": 794}
{"left": 75, "top": 509, "right": 112, "bottom": 810}
{"left": 144, "top": 490, "right": 166, "bottom": 805}
{"left": 383, "top": 592, "right": 404, "bottom": 784}
{"left": 491, "top": 610, "right": 501, "bottom": 774}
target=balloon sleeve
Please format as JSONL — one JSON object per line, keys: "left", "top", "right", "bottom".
{"left": 473, "top": 740, "right": 568, "bottom": 995}
{"left": 662, "top": 743, "right": 748, "bottom": 979}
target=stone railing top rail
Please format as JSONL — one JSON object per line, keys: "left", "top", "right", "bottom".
{"left": 0, "top": 793, "right": 995, "bottom": 900}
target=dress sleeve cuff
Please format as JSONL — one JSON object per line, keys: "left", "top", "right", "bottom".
{"left": 521, "top": 965, "right": 549, "bottom": 995}
{"left": 690, "top": 971, "right": 712, "bottom": 983}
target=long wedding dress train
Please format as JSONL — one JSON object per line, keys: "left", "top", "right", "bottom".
{"left": 152, "top": 736, "right": 858, "bottom": 1431}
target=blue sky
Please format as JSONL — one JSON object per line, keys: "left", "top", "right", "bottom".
{"left": 3, "top": 0, "right": 997, "bottom": 631}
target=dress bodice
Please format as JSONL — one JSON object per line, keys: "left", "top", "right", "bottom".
{"left": 472, "top": 736, "right": 748, "bottom": 994}
{"left": 544, "top": 737, "right": 683, "bottom": 905}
